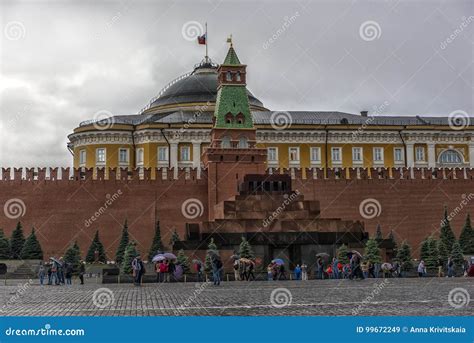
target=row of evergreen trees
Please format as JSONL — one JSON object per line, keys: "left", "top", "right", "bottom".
{"left": 0, "top": 222, "right": 43, "bottom": 260}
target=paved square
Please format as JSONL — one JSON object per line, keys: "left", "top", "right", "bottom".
{"left": 0, "top": 278, "right": 472, "bottom": 316}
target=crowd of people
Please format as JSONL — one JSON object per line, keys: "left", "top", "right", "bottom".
{"left": 37, "top": 258, "right": 86, "bottom": 285}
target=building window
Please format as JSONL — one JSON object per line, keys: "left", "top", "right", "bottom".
{"left": 180, "top": 146, "right": 190, "bottom": 161}
{"left": 289, "top": 147, "right": 300, "bottom": 162}
{"left": 136, "top": 148, "right": 144, "bottom": 166}
{"left": 226, "top": 71, "right": 232, "bottom": 81}
{"left": 439, "top": 150, "right": 462, "bottom": 164}
{"left": 221, "top": 136, "right": 231, "bottom": 148}
{"left": 118, "top": 148, "right": 129, "bottom": 164}
{"left": 158, "top": 146, "right": 169, "bottom": 162}
{"left": 415, "top": 147, "right": 425, "bottom": 162}
{"left": 267, "top": 147, "right": 278, "bottom": 162}
{"left": 96, "top": 148, "right": 106, "bottom": 165}
{"left": 236, "top": 72, "right": 241, "bottom": 81}
{"left": 394, "top": 148, "right": 404, "bottom": 162}
{"left": 373, "top": 147, "right": 384, "bottom": 163}
{"left": 352, "top": 147, "right": 363, "bottom": 162}
{"left": 79, "top": 149, "right": 86, "bottom": 166}
{"left": 238, "top": 137, "right": 248, "bottom": 148}
{"left": 310, "top": 147, "right": 321, "bottom": 163}
{"left": 331, "top": 147, "right": 342, "bottom": 163}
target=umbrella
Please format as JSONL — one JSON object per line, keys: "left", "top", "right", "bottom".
{"left": 272, "top": 258, "right": 284, "bottom": 265}
{"left": 152, "top": 254, "right": 165, "bottom": 262}
{"left": 316, "top": 252, "right": 329, "bottom": 257}
{"left": 192, "top": 259, "right": 202, "bottom": 264}
{"left": 381, "top": 263, "right": 392, "bottom": 270}
{"left": 49, "top": 257, "right": 61, "bottom": 265}
{"left": 163, "top": 252, "right": 177, "bottom": 260}
{"left": 230, "top": 254, "right": 240, "bottom": 260}
{"left": 174, "top": 265, "right": 183, "bottom": 279}
{"left": 239, "top": 258, "right": 252, "bottom": 264}
{"left": 349, "top": 250, "right": 363, "bottom": 257}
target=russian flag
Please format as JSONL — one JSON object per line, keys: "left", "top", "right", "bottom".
{"left": 197, "top": 33, "right": 206, "bottom": 45}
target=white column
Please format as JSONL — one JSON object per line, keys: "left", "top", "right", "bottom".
{"left": 469, "top": 142, "right": 474, "bottom": 167}
{"left": 170, "top": 142, "right": 178, "bottom": 170}
{"left": 427, "top": 143, "right": 436, "bottom": 168}
{"left": 192, "top": 142, "right": 201, "bottom": 169}
{"left": 406, "top": 143, "right": 414, "bottom": 168}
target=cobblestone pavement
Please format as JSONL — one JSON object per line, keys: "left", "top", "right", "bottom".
{"left": 0, "top": 278, "right": 472, "bottom": 316}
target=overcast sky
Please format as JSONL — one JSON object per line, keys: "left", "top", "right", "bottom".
{"left": 0, "top": 0, "right": 472, "bottom": 166}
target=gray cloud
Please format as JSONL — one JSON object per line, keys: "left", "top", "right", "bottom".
{"left": 0, "top": 0, "right": 472, "bottom": 166}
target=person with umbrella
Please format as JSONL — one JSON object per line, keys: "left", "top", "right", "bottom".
{"left": 131, "top": 254, "right": 143, "bottom": 286}
{"left": 301, "top": 262, "right": 308, "bottom": 281}
{"left": 316, "top": 256, "right": 324, "bottom": 280}
{"left": 193, "top": 259, "right": 203, "bottom": 282}
{"left": 332, "top": 257, "right": 339, "bottom": 279}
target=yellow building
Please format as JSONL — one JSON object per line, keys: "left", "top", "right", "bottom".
{"left": 68, "top": 58, "right": 474, "bottom": 175}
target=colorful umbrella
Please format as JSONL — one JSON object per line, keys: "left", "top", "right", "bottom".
{"left": 272, "top": 258, "right": 284, "bottom": 265}
{"left": 152, "top": 254, "right": 165, "bottom": 262}
{"left": 49, "top": 257, "right": 61, "bottom": 265}
{"left": 163, "top": 252, "right": 177, "bottom": 260}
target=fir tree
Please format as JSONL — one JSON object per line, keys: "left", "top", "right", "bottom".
{"left": 176, "top": 249, "right": 190, "bottom": 273}
{"left": 20, "top": 228, "right": 43, "bottom": 260}
{"left": 64, "top": 241, "right": 81, "bottom": 272}
{"left": 148, "top": 221, "right": 164, "bottom": 261}
{"left": 337, "top": 244, "right": 349, "bottom": 264}
{"left": 169, "top": 229, "right": 180, "bottom": 248}
{"left": 204, "top": 238, "right": 218, "bottom": 273}
{"left": 420, "top": 237, "right": 430, "bottom": 262}
{"left": 0, "top": 229, "right": 11, "bottom": 259}
{"left": 375, "top": 224, "right": 383, "bottom": 240}
{"left": 396, "top": 241, "right": 413, "bottom": 272}
{"left": 439, "top": 206, "right": 456, "bottom": 251}
{"left": 115, "top": 219, "right": 129, "bottom": 265}
{"left": 121, "top": 241, "right": 138, "bottom": 274}
{"left": 85, "top": 230, "right": 107, "bottom": 263}
{"left": 437, "top": 239, "right": 449, "bottom": 267}
{"left": 451, "top": 241, "right": 464, "bottom": 268}
{"left": 388, "top": 230, "right": 398, "bottom": 257}
{"left": 459, "top": 214, "right": 474, "bottom": 254}
{"left": 425, "top": 236, "right": 439, "bottom": 270}
{"left": 238, "top": 236, "right": 254, "bottom": 259}
{"left": 364, "top": 238, "right": 381, "bottom": 263}
{"left": 9, "top": 222, "right": 25, "bottom": 259}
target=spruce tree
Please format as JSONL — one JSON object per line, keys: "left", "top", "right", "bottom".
{"left": 176, "top": 249, "right": 190, "bottom": 273}
{"left": 10, "top": 222, "right": 25, "bottom": 259}
{"left": 337, "top": 244, "right": 349, "bottom": 264}
{"left": 20, "top": 228, "right": 43, "bottom": 260}
{"left": 148, "top": 220, "right": 164, "bottom": 261}
{"left": 459, "top": 214, "right": 474, "bottom": 254}
{"left": 115, "top": 219, "right": 129, "bottom": 265}
{"left": 396, "top": 241, "right": 413, "bottom": 272}
{"left": 121, "top": 241, "right": 138, "bottom": 274}
{"left": 420, "top": 238, "right": 430, "bottom": 262}
{"left": 169, "top": 229, "right": 180, "bottom": 248}
{"left": 451, "top": 241, "right": 464, "bottom": 269}
{"left": 439, "top": 206, "right": 456, "bottom": 251}
{"left": 364, "top": 238, "right": 381, "bottom": 263}
{"left": 388, "top": 230, "right": 398, "bottom": 257}
{"left": 375, "top": 224, "right": 383, "bottom": 240}
{"left": 64, "top": 241, "right": 81, "bottom": 272}
{"left": 0, "top": 229, "right": 11, "bottom": 259}
{"left": 425, "top": 236, "right": 439, "bottom": 270}
{"left": 238, "top": 236, "right": 254, "bottom": 259}
{"left": 437, "top": 239, "right": 449, "bottom": 267}
{"left": 85, "top": 230, "right": 107, "bottom": 263}
{"left": 204, "top": 238, "right": 218, "bottom": 273}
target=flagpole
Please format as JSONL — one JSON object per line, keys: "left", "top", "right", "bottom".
{"left": 205, "top": 22, "right": 208, "bottom": 62}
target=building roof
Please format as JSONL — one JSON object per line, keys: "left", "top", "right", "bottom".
{"left": 222, "top": 46, "right": 241, "bottom": 65}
